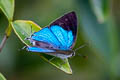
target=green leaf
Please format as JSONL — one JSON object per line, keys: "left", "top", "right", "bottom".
{"left": 0, "top": 0, "right": 14, "bottom": 21}
{"left": 90, "top": 0, "right": 108, "bottom": 23}
{"left": 11, "top": 20, "right": 72, "bottom": 74}
{"left": 0, "top": 73, "right": 6, "bottom": 80}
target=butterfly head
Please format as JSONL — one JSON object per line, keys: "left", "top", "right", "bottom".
{"left": 71, "top": 50, "right": 75, "bottom": 57}
{"left": 71, "top": 44, "right": 87, "bottom": 58}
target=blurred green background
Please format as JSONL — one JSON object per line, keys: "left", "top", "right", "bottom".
{"left": 0, "top": 0, "right": 120, "bottom": 80}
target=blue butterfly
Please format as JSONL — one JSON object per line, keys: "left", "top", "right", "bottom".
{"left": 26, "top": 11, "right": 77, "bottom": 59}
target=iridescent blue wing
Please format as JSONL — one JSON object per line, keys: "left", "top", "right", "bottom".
{"left": 31, "top": 25, "right": 73, "bottom": 50}
{"left": 27, "top": 46, "right": 55, "bottom": 52}
{"left": 49, "top": 25, "right": 74, "bottom": 49}
{"left": 27, "top": 11, "right": 77, "bottom": 53}
{"left": 49, "top": 11, "right": 77, "bottom": 48}
{"left": 31, "top": 27, "right": 62, "bottom": 49}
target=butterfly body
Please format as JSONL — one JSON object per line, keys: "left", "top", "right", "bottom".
{"left": 45, "top": 50, "right": 75, "bottom": 59}
{"left": 27, "top": 11, "right": 77, "bottom": 59}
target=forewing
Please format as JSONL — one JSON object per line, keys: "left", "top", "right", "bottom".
{"left": 49, "top": 11, "right": 77, "bottom": 48}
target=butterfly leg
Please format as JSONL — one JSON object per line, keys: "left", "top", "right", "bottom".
{"left": 18, "top": 46, "right": 27, "bottom": 51}
{"left": 24, "top": 25, "right": 35, "bottom": 41}
{"left": 48, "top": 56, "right": 56, "bottom": 62}
{"left": 59, "top": 58, "right": 67, "bottom": 68}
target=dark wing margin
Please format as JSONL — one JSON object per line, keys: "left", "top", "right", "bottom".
{"left": 49, "top": 11, "right": 77, "bottom": 48}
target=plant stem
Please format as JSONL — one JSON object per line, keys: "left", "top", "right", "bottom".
{"left": 0, "top": 24, "right": 12, "bottom": 52}
{"left": 0, "top": 34, "right": 8, "bottom": 52}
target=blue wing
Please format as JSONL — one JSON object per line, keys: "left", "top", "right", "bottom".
{"left": 31, "top": 27, "right": 61, "bottom": 48}
{"left": 27, "top": 46, "right": 55, "bottom": 52}
{"left": 31, "top": 25, "right": 74, "bottom": 50}
{"left": 27, "top": 12, "right": 77, "bottom": 53}
{"left": 50, "top": 25, "right": 73, "bottom": 49}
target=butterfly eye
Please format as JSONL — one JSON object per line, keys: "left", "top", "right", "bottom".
{"left": 72, "top": 51, "right": 75, "bottom": 56}
{"left": 32, "top": 41, "right": 36, "bottom": 46}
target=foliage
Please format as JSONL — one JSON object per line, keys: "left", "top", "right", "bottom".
{"left": 0, "top": 73, "right": 6, "bottom": 80}
{"left": 0, "top": 0, "right": 120, "bottom": 80}
{"left": 0, "top": 0, "right": 72, "bottom": 74}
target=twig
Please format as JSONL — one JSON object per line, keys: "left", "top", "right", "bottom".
{"left": 0, "top": 24, "right": 12, "bottom": 52}
{"left": 0, "top": 34, "right": 8, "bottom": 52}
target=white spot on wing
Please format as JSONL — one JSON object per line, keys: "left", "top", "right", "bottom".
{"left": 32, "top": 41, "right": 36, "bottom": 46}
{"left": 65, "top": 18, "right": 68, "bottom": 21}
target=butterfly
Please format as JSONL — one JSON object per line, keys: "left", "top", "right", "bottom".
{"left": 26, "top": 11, "right": 77, "bottom": 60}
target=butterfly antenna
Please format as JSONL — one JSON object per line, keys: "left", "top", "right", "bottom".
{"left": 30, "top": 25, "right": 33, "bottom": 35}
{"left": 24, "top": 25, "right": 33, "bottom": 40}
{"left": 74, "top": 44, "right": 88, "bottom": 59}
{"left": 76, "top": 53, "right": 88, "bottom": 59}
{"left": 29, "top": 25, "right": 33, "bottom": 38}
{"left": 74, "top": 44, "right": 87, "bottom": 52}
